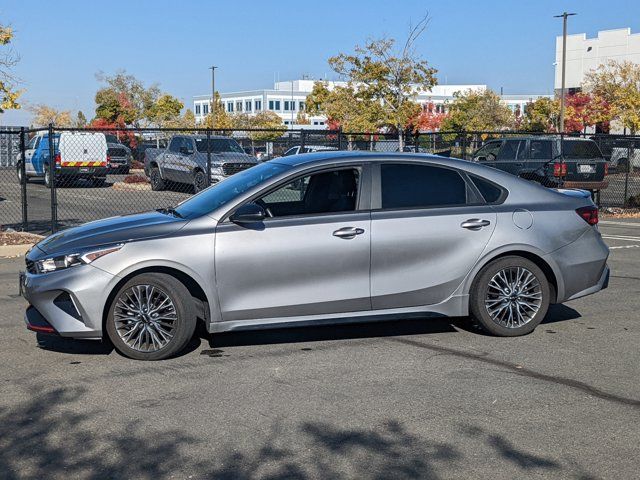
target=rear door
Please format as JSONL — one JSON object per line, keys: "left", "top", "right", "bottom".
{"left": 370, "top": 162, "right": 496, "bottom": 309}
{"left": 163, "top": 137, "right": 182, "bottom": 181}
{"left": 495, "top": 139, "right": 527, "bottom": 176}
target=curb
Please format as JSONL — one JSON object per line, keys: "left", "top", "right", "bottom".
{"left": 0, "top": 244, "right": 33, "bottom": 258}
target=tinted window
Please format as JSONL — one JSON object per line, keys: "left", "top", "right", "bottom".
{"left": 168, "top": 137, "right": 182, "bottom": 153}
{"left": 194, "top": 138, "right": 244, "bottom": 154}
{"left": 381, "top": 164, "right": 467, "bottom": 209}
{"left": 258, "top": 169, "right": 359, "bottom": 217}
{"left": 174, "top": 162, "right": 289, "bottom": 218}
{"left": 469, "top": 175, "right": 504, "bottom": 203}
{"left": 562, "top": 140, "right": 603, "bottom": 159}
{"left": 530, "top": 140, "right": 552, "bottom": 160}
{"left": 496, "top": 140, "right": 520, "bottom": 160}
{"left": 474, "top": 142, "right": 501, "bottom": 161}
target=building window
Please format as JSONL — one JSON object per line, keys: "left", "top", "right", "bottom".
{"left": 245, "top": 100, "right": 252, "bottom": 112}
{"left": 299, "top": 101, "right": 305, "bottom": 111}
{"left": 274, "top": 100, "right": 281, "bottom": 111}
{"left": 284, "top": 120, "right": 290, "bottom": 125}
{"left": 284, "top": 101, "right": 290, "bottom": 111}
{"left": 203, "top": 104, "right": 209, "bottom": 115}
{"left": 268, "top": 100, "right": 274, "bottom": 110}
{"left": 255, "top": 100, "right": 262, "bottom": 111}
{"left": 236, "top": 101, "right": 243, "bottom": 112}
{"left": 195, "top": 104, "right": 201, "bottom": 115}
{"left": 227, "top": 102, "right": 234, "bottom": 113}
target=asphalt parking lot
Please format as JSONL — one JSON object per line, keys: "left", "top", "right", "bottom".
{"left": 0, "top": 221, "right": 639, "bottom": 479}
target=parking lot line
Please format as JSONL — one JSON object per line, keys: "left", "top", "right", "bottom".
{"left": 610, "top": 245, "right": 640, "bottom": 250}
{"left": 602, "top": 235, "right": 640, "bottom": 242}
{"left": 600, "top": 221, "right": 640, "bottom": 228}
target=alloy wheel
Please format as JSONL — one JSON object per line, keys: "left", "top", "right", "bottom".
{"left": 113, "top": 284, "right": 177, "bottom": 352}
{"left": 484, "top": 267, "right": 542, "bottom": 328}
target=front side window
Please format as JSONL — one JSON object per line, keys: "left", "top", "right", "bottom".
{"left": 381, "top": 163, "right": 467, "bottom": 209}
{"left": 256, "top": 168, "right": 360, "bottom": 218}
{"left": 530, "top": 140, "right": 552, "bottom": 160}
{"left": 168, "top": 137, "right": 182, "bottom": 153}
{"left": 27, "top": 136, "right": 38, "bottom": 150}
{"left": 473, "top": 141, "right": 501, "bottom": 161}
{"left": 496, "top": 140, "right": 525, "bottom": 160}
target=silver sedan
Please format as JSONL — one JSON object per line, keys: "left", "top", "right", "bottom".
{"left": 21, "top": 152, "right": 609, "bottom": 360}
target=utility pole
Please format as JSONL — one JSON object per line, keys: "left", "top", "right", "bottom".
{"left": 554, "top": 12, "right": 576, "bottom": 133}
{"left": 209, "top": 66, "right": 217, "bottom": 122}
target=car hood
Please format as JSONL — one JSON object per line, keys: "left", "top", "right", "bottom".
{"left": 35, "top": 211, "right": 187, "bottom": 255}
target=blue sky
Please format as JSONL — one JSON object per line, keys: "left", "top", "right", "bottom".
{"left": 1, "top": 0, "right": 639, "bottom": 125}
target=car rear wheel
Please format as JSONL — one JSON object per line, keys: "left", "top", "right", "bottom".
{"left": 106, "top": 273, "right": 197, "bottom": 360}
{"left": 193, "top": 170, "right": 207, "bottom": 193}
{"left": 470, "top": 256, "right": 550, "bottom": 336}
{"left": 150, "top": 167, "right": 165, "bottom": 191}
{"left": 16, "top": 163, "right": 28, "bottom": 183}
{"left": 44, "top": 165, "right": 51, "bottom": 188}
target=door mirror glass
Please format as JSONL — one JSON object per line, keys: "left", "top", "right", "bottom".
{"left": 476, "top": 156, "right": 487, "bottom": 162}
{"left": 230, "top": 203, "right": 266, "bottom": 224}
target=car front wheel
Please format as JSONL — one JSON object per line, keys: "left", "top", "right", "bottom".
{"left": 150, "top": 167, "right": 165, "bottom": 191}
{"left": 106, "top": 273, "right": 197, "bottom": 360}
{"left": 193, "top": 170, "right": 207, "bottom": 193}
{"left": 470, "top": 256, "right": 550, "bottom": 336}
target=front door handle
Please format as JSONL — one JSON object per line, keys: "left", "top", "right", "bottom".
{"left": 333, "top": 227, "right": 365, "bottom": 239}
{"left": 461, "top": 219, "right": 491, "bottom": 230}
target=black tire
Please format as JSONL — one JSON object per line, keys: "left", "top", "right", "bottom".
{"left": 106, "top": 273, "right": 197, "bottom": 360}
{"left": 470, "top": 256, "right": 550, "bottom": 337}
{"left": 44, "top": 165, "right": 51, "bottom": 188}
{"left": 16, "top": 163, "right": 28, "bottom": 184}
{"left": 92, "top": 177, "right": 106, "bottom": 188}
{"left": 150, "top": 167, "right": 165, "bottom": 191}
{"left": 193, "top": 170, "right": 207, "bottom": 193}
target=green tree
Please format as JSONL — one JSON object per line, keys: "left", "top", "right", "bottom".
{"left": 148, "top": 94, "right": 184, "bottom": 128}
{"left": 74, "top": 111, "right": 87, "bottom": 128}
{"left": 94, "top": 70, "right": 160, "bottom": 127}
{"left": 0, "top": 23, "right": 22, "bottom": 112}
{"left": 247, "top": 111, "right": 286, "bottom": 141}
{"left": 30, "top": 104, "right": 72, "bottom": 127}
{"left": 440, "top": 89, "right": 514, "bottom": 133}
{"left": 584, "top": 60, "right": 640, "bottom": 133}
{"left": 521, "top": 97, "right": 559, "bottom": 132}
{"left": 327, "top": 16, "right": 438, "bottom": 148}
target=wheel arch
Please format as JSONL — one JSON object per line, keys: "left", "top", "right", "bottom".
{"left": 102, "top": 266, "right": 211, "bottom": 334}
{"left": 464, "top": 247, "right": 561, "bottom": 304}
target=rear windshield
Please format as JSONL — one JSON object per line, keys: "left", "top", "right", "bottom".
{"left": 195, "top": 138, "right": 244, "bottom": 154}
{"left": 562, "top": 141, "right": 603, "bottom": 159}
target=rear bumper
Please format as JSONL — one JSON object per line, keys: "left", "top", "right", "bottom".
{"left": 545, "top": 227, "right": 610, "bottom": 302}
{"left": 562, "top": 180, "right": 609, "bottom": 190}
{"left": 55, "top": 166, "right": 109, "bottom": 178}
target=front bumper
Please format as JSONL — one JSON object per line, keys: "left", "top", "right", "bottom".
{"left": 21, "top": 263, "right": 115, "bottom": 339}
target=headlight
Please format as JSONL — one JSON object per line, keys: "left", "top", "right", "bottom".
{"left": 34, "top": 244, "right": 123, "bottom": 274}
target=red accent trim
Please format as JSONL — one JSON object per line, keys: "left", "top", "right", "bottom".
{"left": 26, "top": 324, "right": 56, "bottom": 334}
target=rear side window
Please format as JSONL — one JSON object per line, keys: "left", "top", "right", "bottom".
{"left": 562, "top": 140, "right": 603, "bottom": 159}
{"left": 530, "top": 140, "right": 552, "bottom": 160}
{"left": 469, "top": 175, "right": 504, "bottom": 203}
{"left": 381, "top": 164, "right": 467, "bottom": 209}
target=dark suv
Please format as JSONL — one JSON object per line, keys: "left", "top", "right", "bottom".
{"left": 471, "top": 137, "right": 608, "bottom": 191}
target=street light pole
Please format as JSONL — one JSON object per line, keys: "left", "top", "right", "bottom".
{"left": 209, "top": 66, "right": 217, "bottom": 122}
{"left": 554, "top": 12, "right": 576, "bottom": 133}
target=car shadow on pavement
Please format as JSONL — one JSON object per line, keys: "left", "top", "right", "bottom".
{"left": 35, "top": 333, "right": 114, "bottom": 356}
{"left": 207, "top": 315, "right": 472, "bottom": 349}
{"left": 541, "top": 303, "right": 582, "bottom": 324}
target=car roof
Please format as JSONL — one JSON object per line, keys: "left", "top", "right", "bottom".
{"left": 484, "top": 136, "right": 595, "bottom": 142}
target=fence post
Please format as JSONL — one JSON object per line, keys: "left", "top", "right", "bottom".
{"left": 19, "top": 127, "right": 28, "bottom": 232}
{"left": 461, "top": 133, "right": 467, "bottom": 160}
{"left": 623, "top": 139, "right": 631, "bottom": 207}
{"left": 300, "top": 129, "right": 306, "bottom": 151}
{"left": 414, "top": 131, "right": 420, "bottom": 153}
{"left": 206, "top": 129, "right": 212, "bottom": 187}
{"left": 337, "top": 127, "right": 343, "bottom": 150}
{"left": 48, "top": 123, "right": 58, "bottom": 233}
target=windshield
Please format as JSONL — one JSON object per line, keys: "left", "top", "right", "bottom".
{"left": 174, "top": 162, "right": 290, "bottom": 218}
{"left": 195, "top": 138, "right": 244, "bottom": 154}
{"left": 562, "top": 140, "right": 603, "bottom": 159}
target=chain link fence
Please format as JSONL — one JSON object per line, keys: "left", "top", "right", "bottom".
{"left": 1, "top": 126, "right": 638, "bottom": 234}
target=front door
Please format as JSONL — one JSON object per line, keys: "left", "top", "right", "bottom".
{"left": 370, "top": 162, "right": 497, "bottom": 309}
{"left": 215, "top": 165, "right": 371, "bottom": 322}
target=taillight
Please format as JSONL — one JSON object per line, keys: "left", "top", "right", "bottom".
{"left": 604, "top": 163, "right": 609, "bottom": 176}
{"left": 576, "top": 206, "right": 598, "bottom": 225}
{"left": 107, "top": 155, "right": 111, "bottom": 163}
{"left": 553, "top": 162, "right": 567, "bottom": 177}
{"left": 54, "top": 153, "right": 61, "bottom": 165}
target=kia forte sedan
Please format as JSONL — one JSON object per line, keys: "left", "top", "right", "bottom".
{"left": 20, "top": 152, "right": 610, "bottom": 360}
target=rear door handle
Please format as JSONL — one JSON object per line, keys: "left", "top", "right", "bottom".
{"left": 333, "top": 227, "right": 365, "bottom": 239}
{"left": 461, "top": 219, "right": 491, "bottom": 230}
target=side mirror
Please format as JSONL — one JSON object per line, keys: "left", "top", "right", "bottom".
{"left": 230, "top": 203, "right": 266, "bottom": 224}
{"left": 476, "top": 156, "right": 487, "bottom": 162}
{"left": 179, "top": 146, "right": 193, "bottom": 155}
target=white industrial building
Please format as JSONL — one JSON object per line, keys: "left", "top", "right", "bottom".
{"left": 194, "top": 80, "right": 550, "bottom": 129}
{"left": 554, "top": 27, "right": 640, "bottom": 93}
